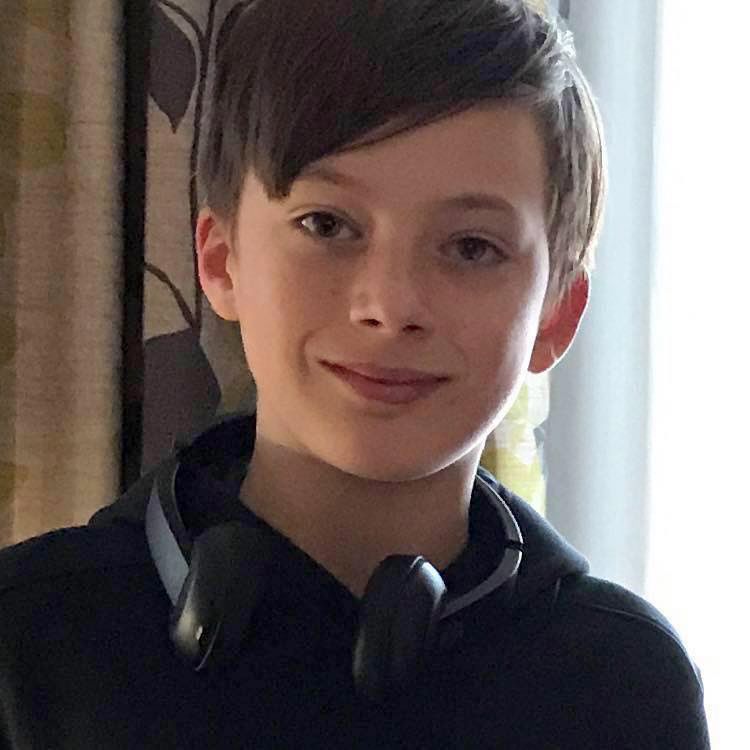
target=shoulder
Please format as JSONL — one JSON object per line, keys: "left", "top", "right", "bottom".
{"left": 547, "top": 574, "right": 709, "bottom": 745}
{"left": 452, "top": 571, "right": 711, "bottom": 747}
{"left": 559, "top": 574, "right": 688, "bottom": 647}
{"left": 0, "top": 522, "right": 165, "bottom": 695}
{"left": 551, "top": 573, "right": 703, "bottom": 685}
{"left": 558, "top": 574, "right": 696, "bottom": 669}
{"left": 468, "top": 573, "right": 710, "bottom": 746}
{"left": 0, "top": 522, "right": 152, "bottom": 610}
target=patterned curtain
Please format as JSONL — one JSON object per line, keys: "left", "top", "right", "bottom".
{"left": 138, "top": 1, "right": 257, "bottom": 481}
{"left": 0, "top": 1, "right": 123, "bottom": 546}
{"left": 0, "top": 0, "right": 550, "bottom": 547}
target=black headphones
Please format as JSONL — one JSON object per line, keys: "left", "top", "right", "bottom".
{"left": 145, "top": 414, "right": 524, "bottom": 703}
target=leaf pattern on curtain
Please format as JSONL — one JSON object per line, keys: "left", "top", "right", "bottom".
{"left": 150, "top": 4, "right": 198, "bottom": 133}
{"left": 141, "top": 0, "right": 256, "bottom": 475}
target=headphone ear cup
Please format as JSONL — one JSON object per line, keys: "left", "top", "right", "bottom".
{"left": 352, "top": 555, "right": 447, "bottom": 703}
{"left": 170, "top": 522, "right": 277, "bottom": 671}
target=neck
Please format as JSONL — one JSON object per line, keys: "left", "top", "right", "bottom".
{"left": 238, "top": 435, "right": 481, "bottom": 598}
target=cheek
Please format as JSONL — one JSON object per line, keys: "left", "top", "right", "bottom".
{"left": 242, "top": 255, "right": 327, "bottom": 320}
{"left": 461, "top": 296, "right": 541, "bottom": 386}
{"left": 237, "top": 260, "right": 336, "bottom": 367}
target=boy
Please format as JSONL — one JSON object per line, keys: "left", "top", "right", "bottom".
{"left": 0, "top": 1, "right": 709, "bottom": 747}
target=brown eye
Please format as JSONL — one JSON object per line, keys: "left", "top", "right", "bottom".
{"left": 296, "top": 212, "right": 355, "bottom": 241}
{"left": 449, "top": 236, "right": 507, "bottom": 266}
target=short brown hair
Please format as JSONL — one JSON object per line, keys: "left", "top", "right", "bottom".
{"left": 199, "top": 0, "right": 606, "bottom": 309}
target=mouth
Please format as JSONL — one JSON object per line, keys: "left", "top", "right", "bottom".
{"left": 320, "top": 361, "right": 451, "bottom": 405}
{"left": 323, "top": 361, "right": 450, "bottom": 384}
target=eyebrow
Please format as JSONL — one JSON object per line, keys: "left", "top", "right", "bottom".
{"left": 295, "top": 164, "right": 521, "bottom": 219}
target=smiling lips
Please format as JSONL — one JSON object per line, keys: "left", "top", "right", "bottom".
{"left": 328, "top": 361, "right": 449, "bottom": 383}
{"left": 321, "top": 361, "right": 450, "bottom": 405}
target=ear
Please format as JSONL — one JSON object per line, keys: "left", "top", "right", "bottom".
{"left": 195, "top": 207, "right": 240, "bottom": 322}
{"left": 528, "top": 270, "right": 590, "bottom": 374}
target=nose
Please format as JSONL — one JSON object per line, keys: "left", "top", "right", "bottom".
{"left": 348, "top": 241, "right": 433, "bottom": 335}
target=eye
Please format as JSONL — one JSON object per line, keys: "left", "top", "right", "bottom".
{"left": 294, "top": 211, "right": 358, "bottom": 241}
{"left": 448, "top": 236, "right": 508, "bottom": 266}
{"left": 293, "top": 211, "right": 508, "bottom": 266}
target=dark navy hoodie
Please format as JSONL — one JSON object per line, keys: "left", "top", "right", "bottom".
{"left": 0, "top": 413, "right": 709, "bottom": 748}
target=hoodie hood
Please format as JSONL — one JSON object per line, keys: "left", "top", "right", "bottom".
{"left": 91, "top": 411, "right": 589, "bottom": 612}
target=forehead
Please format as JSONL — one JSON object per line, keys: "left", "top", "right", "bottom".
{"left": 290, "top": 103, "right": 548, "bottom": 220}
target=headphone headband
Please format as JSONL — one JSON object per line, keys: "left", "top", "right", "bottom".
{"left": 145, "top": 457, "right": 188, "bottom": 606}
{"left": 147, "top": 452, "right": 523, "bottom": 613}
{"left": 144, "top": 414, "right": 525, "bottom": 698}
{"left": 441, "top": 473, "right": 523, "bottom": 618}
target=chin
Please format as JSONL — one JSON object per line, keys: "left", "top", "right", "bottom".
{"left": 328, "top": 449, "right": 456, "bottom": 483}
{"left": 345, "top": 466, "right": 428, "bottom": 483}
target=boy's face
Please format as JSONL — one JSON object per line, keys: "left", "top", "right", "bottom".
{"left": 198, "top": 103, "right": 587, "bottom": 481}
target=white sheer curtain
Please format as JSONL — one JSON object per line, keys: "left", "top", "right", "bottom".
{"left": 545, "top": 1, "right": 747, "bottom": 745}
{"left": 545, "top": 0, "right": 658, "bottom": 596}
{"left": 645, "top": 2, "right": 750, "bottom": 747}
